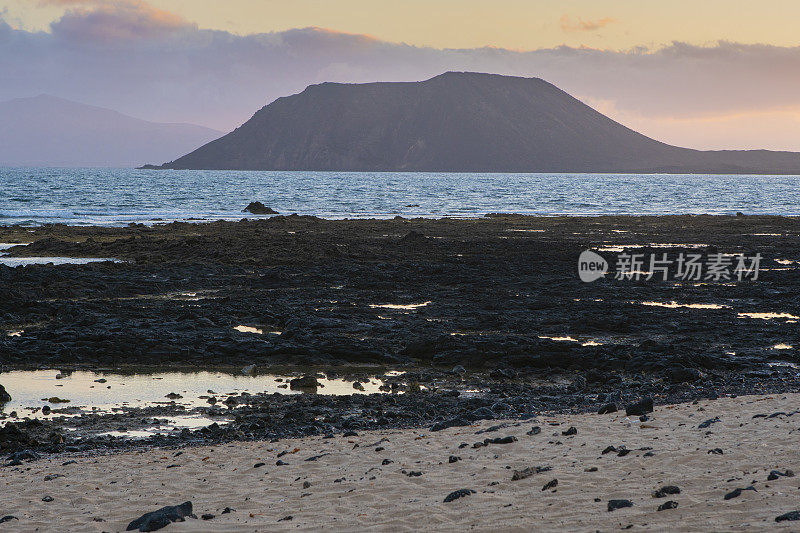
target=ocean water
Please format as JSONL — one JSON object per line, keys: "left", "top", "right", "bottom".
{"left": 3, "top": 167, "right": 800, "bottom": 226}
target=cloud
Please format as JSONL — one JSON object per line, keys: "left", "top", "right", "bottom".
{"left": 47, "top": 0, "right": 191, "bottom": 42}
{"left": 560, "top": 15, "right": 616, "bottom": 32}
{"left": 37, "top": 0, "right": 103, "bottom": 5}
{"left": 2, "top": 5, "right": 800, "bottom": 149}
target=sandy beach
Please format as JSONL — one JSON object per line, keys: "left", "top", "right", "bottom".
{"left": 2, "top": 392, "right": 800, "bottom": 531}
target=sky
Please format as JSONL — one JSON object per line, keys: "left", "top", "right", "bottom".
{"left": 2, "top": 0, "right": 800, "bottom": 150}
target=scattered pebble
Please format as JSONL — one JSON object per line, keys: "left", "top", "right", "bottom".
{"left": 542, "top": 479, "right": 558, "bottom": 491}
{"left": 608, "top": 499, "right": 634, "bottom": 512}
{"left": 444, "top": 489, "right": 476, "bottom": 503}
{"left": 511, "top": 466, "right": 551, "bottom": 481}
{"left": 652, "top": 485, "right": 681, "bottom": 498}
{"left": 658, "top": 501, "right": 679, "bottom": 511}
{"left": 724, "top": 486, "right": 756, "bottom": 500}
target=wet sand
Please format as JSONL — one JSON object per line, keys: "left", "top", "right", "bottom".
{"left": 2, "top": 392, "right": 800, "bottom": 531}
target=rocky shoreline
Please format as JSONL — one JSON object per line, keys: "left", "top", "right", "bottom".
{"left": 1, "top": 214, "right": 800, "bottom": 453}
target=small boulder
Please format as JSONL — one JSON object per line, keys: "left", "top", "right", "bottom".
{"left": 597, "top": 402, "right": 617, "bottom": 415}
{"left": 289, "top": 375, "right": 320, "bottom": 390}
{"left": 0, "top": 423, "right": 38, "bottom": 452}
{"left": 608, "top": 499, "right": 634, "bottom": 512}
{"left": 542, "top": 479, "right": 558, "bottom": 491}
{"left": 443, "top": 489, "right": 475, "bottom": 503}
{"left": 625, "top": 397, "right": 654, "bottom": 416}
{"left": 126, "top": 501, "right": 194, "bottom": 532}
{"left": 776, "top": 511, "right": 800, "bottom": 522}
{"left": 243, "top": 202, "right": 278, "bottom": 215}
{"left": 652, "top": 485, "right": 681, "bottom": 498}
{"left": 0, "top": 385, "right": 10, "bottom": 403}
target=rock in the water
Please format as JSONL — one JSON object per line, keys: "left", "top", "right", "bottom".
{"left": 653, "top": 485, "right": 681, "bottom": 498}
{"left": 608, "top": 499, "right": 634, "bottom": 512}
{"left": 243, "top": 202, "right": 278, "bottom": 214}
{"left": 443, "top": 489, "right": 475, "bottom": 503}
{"left": 46, "top": 397, "right": 70, "bottom": 404}
{"left": 625, "top": 398, "right": 654, "bottom": 416}
{"left": 289, "top": 375, "right": 320, "bottom": 390}
{"left": 0, "top": 384, "right": 10, "bottom": 403}
{"left": 126, "top": 501, "right": 194, "bottom": 532}
{"left": 0, "top": 516, "right": 18, "bottom": 524}
{"left": 562, "top": 426, "right": 577, "bottom": 436}
{"left": 658, "top": 501, "right": 679, "bottom": 511}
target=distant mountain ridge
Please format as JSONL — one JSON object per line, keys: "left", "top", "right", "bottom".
{"left": 151, "top": 72, "right": 800, "bottom": 174}
{"left": 0, "top": 95, "right": 221, "bottom": 168}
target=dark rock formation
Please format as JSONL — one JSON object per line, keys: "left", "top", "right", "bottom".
{"left": 289, "top": 375, "right": 321, "bottom": 390}
{"left": 0, "top": 423, "right": 38, "bottom": 452}
{"left": 625, "top": 398, "right": 654, "bottom": 416}
{"left": 126, "top": 501, "right": 194, "bottom": 532}
{"left": 443, "top": 489, "right": 475, "bottom": 503}
{"left": 243, "top": 202, "right": 278, "bottom": 215}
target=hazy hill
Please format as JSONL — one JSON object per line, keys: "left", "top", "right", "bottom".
{"left": 0, "top": 95, "right": 222, "bottom": 168}
{"left": 154, "top": 72, "right": 800, "bottom": 174}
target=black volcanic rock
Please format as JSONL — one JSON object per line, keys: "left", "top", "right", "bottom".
{"left": 243, "top": 202, "right": 278, "bottom": 215}
{"left": 156, "top": 72, "right": 800, "bottom": 174}
{"left": 0, "top": 384, "right": 10, "bottom": 403}
{"left": 126, "top": 501, "right": 194, "bottom": 532}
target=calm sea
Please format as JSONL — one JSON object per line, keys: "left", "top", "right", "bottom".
{"left": 2, "top": 167, "right": 800, "bottom": 226}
